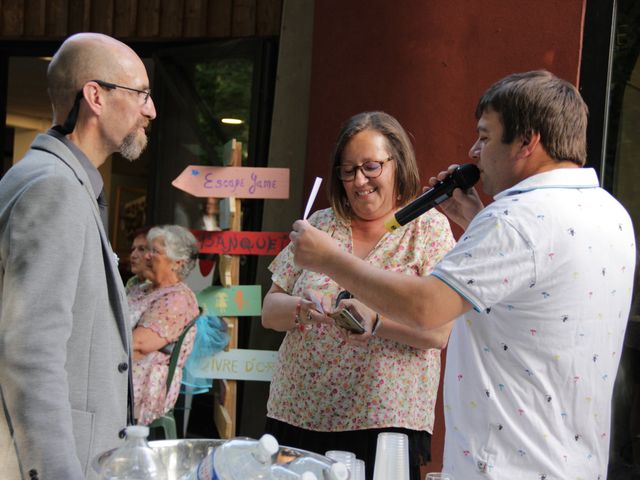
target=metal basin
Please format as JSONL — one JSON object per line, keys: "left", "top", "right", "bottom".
{"left": 93, "top": 438, "right": 335, "bottom": 480}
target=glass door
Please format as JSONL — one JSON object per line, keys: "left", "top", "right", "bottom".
{"left": 147, "top": 38, "right": 277, "bottom": 239}
{"left": 599, "top": 2, "right": 640, "bottom": 477}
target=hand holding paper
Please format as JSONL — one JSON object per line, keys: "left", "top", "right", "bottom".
{"left": 307, "top": 291, "right": 326, "bottom": 313}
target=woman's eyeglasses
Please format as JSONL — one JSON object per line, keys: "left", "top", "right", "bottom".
{"left": 336, "top": 157, "right": 393, "bottom": 181}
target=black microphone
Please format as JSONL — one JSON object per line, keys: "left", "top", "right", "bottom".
{"left": 384, "top": 164, "right": 480, "bottom": 232}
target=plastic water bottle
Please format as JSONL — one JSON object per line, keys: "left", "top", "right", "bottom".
{"left": 99, "top": 425, "right": 167, "bottom": 479}
{"left": 194, "top": 434, "right": 279, "bottom": 480}
{"left": 286, "top": 458, "right": 349, "bottom": 480}
{"left": 270, "top": 464, "right": 302, "bottom": 479}
{"left": 300, "top": 473, "right": 318, "bottom": 480}
{"left": 323, "top": 463, "right": 349, "bottom": 480}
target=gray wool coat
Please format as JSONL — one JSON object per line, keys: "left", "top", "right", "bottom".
{"left": 0, "top": 134, "right": 132, "bottom": 479}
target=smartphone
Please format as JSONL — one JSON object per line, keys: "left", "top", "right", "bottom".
{"left": 330, "top": 308, "right": 365, "bottom": 334}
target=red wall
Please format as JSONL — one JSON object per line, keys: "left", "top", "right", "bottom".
{"left": 303, "top": 0, "right": 586, "bottom": 471}
{"left": 304, "top": 0, "right": 586, "bottom": 206}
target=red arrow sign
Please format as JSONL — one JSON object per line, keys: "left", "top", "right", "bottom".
{"left": 193, "top": 230, "right": 290, "bottom": 256}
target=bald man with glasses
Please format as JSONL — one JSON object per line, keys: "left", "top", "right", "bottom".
{"left": 0, "top": 33, "right": 156, "bottom": 479}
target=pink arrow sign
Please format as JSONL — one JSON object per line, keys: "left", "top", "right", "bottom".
{"left": 172, "top": 165, "right": 290, "bottom": 199}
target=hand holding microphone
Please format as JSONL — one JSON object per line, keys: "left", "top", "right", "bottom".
{"left": 384, "top": 164, "right": 481, "bottom": 232}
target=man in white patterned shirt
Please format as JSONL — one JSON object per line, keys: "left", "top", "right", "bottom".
{"left": 289, "top": 70, "right": 636, "bottom": 479}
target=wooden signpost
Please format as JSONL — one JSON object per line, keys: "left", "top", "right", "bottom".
{"left": 175, "top": 139, "right": 290, "bottom": 439}
{"left": 214, "top": 140, "right": 242, "bottom": 439}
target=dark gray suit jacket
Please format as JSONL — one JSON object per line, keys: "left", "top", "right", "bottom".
{"left": 0, "top": 134, "right": 132, "bottom": 479}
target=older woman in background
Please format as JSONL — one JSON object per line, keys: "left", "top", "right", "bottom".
{"left": 128, "top": 225, "right": 200, "bottom": 425}
{"left": 125, "top": 226, "right": 150, "bottom": 292}
{"left": 262, "top": 111, "right": 456, "bottom": 480}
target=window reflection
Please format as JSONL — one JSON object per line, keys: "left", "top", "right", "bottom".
{"left": 607, "top": 2, "right": 640, "bottom": 477}
{"left": 194, "top": 58, "right": 253, "bottom": 166}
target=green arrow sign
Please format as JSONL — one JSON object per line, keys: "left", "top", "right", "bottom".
{"left": 197, "top": 285, "right": 262, "bottom": 317}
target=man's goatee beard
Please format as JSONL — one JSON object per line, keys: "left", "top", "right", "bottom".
{"left": 120, "top": 130, "right": 148, "bottom": 161}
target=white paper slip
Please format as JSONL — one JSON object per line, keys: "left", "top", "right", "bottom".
{"left": 303, "top": 177, "right": 323, "bottom": 220}
{"left": 308, "top": 291, "right": 325, "bottom": 313}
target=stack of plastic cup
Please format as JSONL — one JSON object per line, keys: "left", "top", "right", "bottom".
{"left": 372, "top": 432, "right": 410, "bottom": 480}
{"left": 325, "top": 450, "right": 355, "bottom": 476}
{"left": 351, "top": 459, "right": 366, "bottom": 480}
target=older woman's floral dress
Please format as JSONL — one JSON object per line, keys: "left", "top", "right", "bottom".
{"left": 129, "top": 282, "right": 199, "bottom": 425}
{"left": 267, "top": 207, "right": 455, "bottom": 433}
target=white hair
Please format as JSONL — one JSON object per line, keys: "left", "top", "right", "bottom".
{"left": 147, "top": 225, "right": 198, "bottom": 280}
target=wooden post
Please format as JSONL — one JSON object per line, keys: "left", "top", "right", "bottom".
{"left": 213, "top": 139, "right": 242, "bottom": 438}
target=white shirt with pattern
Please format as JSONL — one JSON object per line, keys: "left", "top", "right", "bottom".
{"left": 432, "top": 168, "right": 636, "bottom": 480}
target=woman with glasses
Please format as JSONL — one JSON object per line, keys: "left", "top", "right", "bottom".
{"left": 262, "top": 111, "right": 456, "bottom": 480}
{"left": 125, "top": 226, "right": 151, "bottom": 293}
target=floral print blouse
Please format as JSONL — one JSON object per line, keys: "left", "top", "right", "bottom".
{"left": 129, "top": 282, "right": 199, "bottom": 425}
{"left": 266, "top": 207, "right": 455, "bottom": 432}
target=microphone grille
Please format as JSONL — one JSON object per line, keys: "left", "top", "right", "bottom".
{"left": 453, "top": 164, "right": 480, "bottom": 189}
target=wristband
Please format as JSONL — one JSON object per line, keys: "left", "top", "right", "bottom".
{"left": 371, "top": 313, "right": 382, "bottom": 336}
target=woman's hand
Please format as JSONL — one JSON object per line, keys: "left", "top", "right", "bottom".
{"left": 132, "top": 326, "right": 169, "bottom": 360}
{"left": 262, "top": 283, "right": 333, "bottom": 332}
{"left": 332, "top": 298, "right": 378, "bottom": 347}
{"left": 301, "top": 290, "right": 334, "bottom": 327}
{"left": 297, "top": 297, "right": 333, "bottom": 329}
{"left": 332, "top": 296, "right": 454, "bottom": 350}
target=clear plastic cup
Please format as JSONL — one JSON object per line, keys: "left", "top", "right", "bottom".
{"left": 426, "top": 473, "right": 454, "bottom": 480}
{"left": 352, "top": 459, "right": 366, "bottom": 480}
{"left": 324, "top": 450, "right": 355, "bottom": 474}
{"left": 372, "top": 432, "right": 409, "bottom": 480}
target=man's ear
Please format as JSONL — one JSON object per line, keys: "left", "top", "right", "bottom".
{"left": 82, "top": 82, "right": 105, "bottom": 115}
{"left": 517, "top": 130, "right": 541, "bottom": 159}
